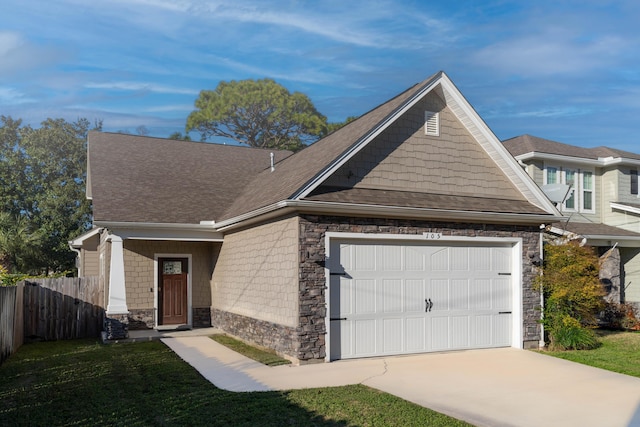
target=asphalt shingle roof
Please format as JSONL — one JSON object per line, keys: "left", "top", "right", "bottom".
{"left": 88, "top": 132, "right": 292, "bottom": 223}
{"left": 307, "top": 186, "right": 549, "bottom": 215}
{"left": 503, "top": 134, "right": 640, "bottom": 161}
{"left": 560, "top": 222, "right": 640, "bottom": 238}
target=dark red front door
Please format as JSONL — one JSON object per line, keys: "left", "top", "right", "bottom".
{"left": 159, "top": 258, "right": 188, "bottom": 325}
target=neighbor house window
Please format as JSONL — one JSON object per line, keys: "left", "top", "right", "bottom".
{"left": 544, "top": 165, "right": 594, "bottom": 213}
{"left": 424, "top": 111, "right": 439, "bottom": 136}
{"left": 564, "top": 169, "right": 576, "bottom": 210}
{"left": 632, "top": 169, "right": 638, "bottom": 195}
{"left": 582, "top": 171, "right": 594, "bottom": 211}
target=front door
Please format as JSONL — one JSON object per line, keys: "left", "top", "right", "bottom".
{"left": 158, "top": 258, "right": 188, "bottom": 325}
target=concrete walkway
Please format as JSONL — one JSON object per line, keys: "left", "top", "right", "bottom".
{"left": 162, "top": 336, "right": 640, "bottom": 427}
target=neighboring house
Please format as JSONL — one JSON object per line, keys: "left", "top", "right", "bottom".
{"left": 74, "top": 71, "right": 562, "bottom": 363}
{"left": 503, "top": 134, "right": 640, "bottom": 307}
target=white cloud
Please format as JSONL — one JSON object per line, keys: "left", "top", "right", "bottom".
{"left": 472, "top": 28, "right": 627, "bottom": 77}
{"left": 0, "top": 31, "right": 61, "bottom": 77}
{"left": 84, "top": 81, "right": 199, "bottom": 95}
{"left": 0, "top": 86, "right": 34, "bottom": 105}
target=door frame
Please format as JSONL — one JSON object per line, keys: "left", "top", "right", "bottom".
{"left": 154, "top": 253, "right": 192, "bottom": 328}
{"left": 324, "top": 232, "right": 523, "bottom": 361}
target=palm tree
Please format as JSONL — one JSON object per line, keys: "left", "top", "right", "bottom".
{"left": 0, "top": 212, "right": 40, "bottom": 274}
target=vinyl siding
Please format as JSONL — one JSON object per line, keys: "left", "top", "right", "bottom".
{"left": 123, "top": 240, "right": 215, "bottom": 309}
{"left": 211, "top": 216, "right": 299, "bottom": 328}
{"left": 621, "top": 248, "right": 640, "bottom": 303}
{"left": 324, "top": 93, "right": 524, "bottom": 201}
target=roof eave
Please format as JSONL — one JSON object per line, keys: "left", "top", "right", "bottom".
{"left": 94, "top": 221, "right": 224, "bottom": 241}
{"left": 516, "top": 152, "right": 640, "bottom": 167}
{"left": 214, "top": 199, "right": 563, "bottom": 232}
{"left": 611, "top": 202, "right": 640, "bottom": 216}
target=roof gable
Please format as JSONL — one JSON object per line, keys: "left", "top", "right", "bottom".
{"left": 320, "top": 91, "right": 524, "bottom": 201}
{"left": 220, "top": 72, "right": 559, "bottom": 224}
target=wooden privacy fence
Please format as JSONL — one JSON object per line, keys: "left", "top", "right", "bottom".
{"left": 0, "top": 282, "right": 24, "bottom": 365}
{"left": 23, "top": 277, "right": 104, "bottom": 341}
{"left": 0, "top": 277, "right": 103, "bottom": 365}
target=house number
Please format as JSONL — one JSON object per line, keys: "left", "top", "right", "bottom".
{"left": 423, "top": 232, "right": 442, "bottom": 240}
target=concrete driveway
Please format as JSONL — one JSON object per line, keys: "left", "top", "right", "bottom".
{"left": 162, "top": 336, "right": 640, "bottom": 427}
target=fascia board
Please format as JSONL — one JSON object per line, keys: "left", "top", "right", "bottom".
{"left": 516, "top": 152, "right": 640, "bottom": 168}
{"left": 69, "top": 227, "right": 102, "bottom": 248}
{"left": 214, "top": 198, "right": 564, "bottom": 233}
{"left": 438, "top": 76, "right": 559, "bottom": 216}
{"left": 515, "top": 152, "right": 602, "bottom": 166}
{"left": 94, "top": 221, "right": 224, "bottom": 241}
{"left": 283, "top": 199, "right": 563, "bottom": 224}
{"left": 291, "top": 72, "right": 443, "bottom": 201}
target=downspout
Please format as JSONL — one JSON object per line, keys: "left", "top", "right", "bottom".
{"left": 539, "top": 224, "right": 545, "bottom": 349}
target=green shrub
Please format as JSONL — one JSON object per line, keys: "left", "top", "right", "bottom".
{"left": 549, "top": 315, "right": 599, "bottom": 351}
{"left": 535, "top": 242, "right": 604, "bottom": 350}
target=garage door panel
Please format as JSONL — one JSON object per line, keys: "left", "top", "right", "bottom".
{"left": 354, "top": 245, "right": 376, "bottom": 271}
{"left": 493, "top": 278, "right": 512, "bottom": 309}
{"left": 430, "top": 316, "right": 450, "bottom": 350}
{"left": 354, "top": 279, "right": 376, "bottom": 314}
{"left": 494, "top": 314, "right": 512, "bottom": 346}
{"left": 451, "top": 247, "right": 469, "bottom": 270}
{"left": 406, "top": 317, "right": 426, "bottom": 351}
{"left": 451, "top": 316, "right": 470, "bottom": 348}
{"left": 470, "top": 247, "right": 491, "bottom": 270}
{"left": 431, "top": 248, "right": 449, "bottom": 270}
{"left": 430, "top": 279, "right": 449, "bottom": 311}
{"left": 471, "top": 279, "right": 492, "bottom": 310}
{"left": 381, "top": 245, "right": 403, "bottom": 271}
{"left": 330, "top": 240, "right": 514, "bottom": 360}
{"left": 383, "top": 318, "right": 403, "bottom": 352}
{"left": 404, "top": 279, "right": 424, "bottom": 312}
{"left": 383, "top": 279, "right": 402, "bottom": 312}
{"left": 333, "top": 277, "right": 351, "bottom": 316}
{"left": 474, "top": 315, "right": 492, "bottom": 346}
{"left": 405, "top": 246, "right": 426, "bottom": 270}
{"left": 355, "top": 319, "right": 376, "bottom": 355}
{"left": 492, "top": 248, "right": 511, "bottom": 272}
{"left": 450, "top": 279, "right": 470, "bottom": 310}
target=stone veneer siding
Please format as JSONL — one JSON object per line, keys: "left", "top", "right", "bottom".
{"left": 297, "top": 214, "right": 543, "bottom": 361}
{"left": 211, "top": 308, "right": 297, "bottom": 358}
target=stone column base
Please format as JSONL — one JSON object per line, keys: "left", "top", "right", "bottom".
{"left": 104, "top": 314, "right": 129, "bottom": 340}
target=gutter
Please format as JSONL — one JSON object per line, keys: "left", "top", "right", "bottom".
{"left": 610, "top": 202, "right": 640, "bottom": 216}
{"left": 214, "top": 199, "right": 565, "bottom": 232}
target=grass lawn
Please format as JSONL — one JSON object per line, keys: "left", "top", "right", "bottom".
{"left": 542, "top": 329, "right": 640, "bottom": 378}
{"left": 0, "top": 339, "right": 471, "bottom": 427}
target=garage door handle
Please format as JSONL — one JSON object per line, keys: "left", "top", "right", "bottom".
{"left": 330, "top": 317, "right": 347, "bottom": 321}
{"left": 425, "top": 299, "right": 433, "bottom": 312}
{"left": 498, "top": 311, "right": 512, "bottom": 314}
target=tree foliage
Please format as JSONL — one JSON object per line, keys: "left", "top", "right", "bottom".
{"left": 0, "top": 116, "right": 98, "bottom": 274}
{"left": 186, "top": 78, "right": 328, "bottom": 151}
{"left": 535, "top": 242, "right": 605, "bottom": 350}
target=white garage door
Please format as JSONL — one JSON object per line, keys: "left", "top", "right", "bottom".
{"left": 329, "top": 239, "right": 514, "bottom": 360}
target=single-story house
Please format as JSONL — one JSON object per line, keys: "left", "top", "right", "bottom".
{"left": 75, "top": 71, "right": 562, "bottom": 363}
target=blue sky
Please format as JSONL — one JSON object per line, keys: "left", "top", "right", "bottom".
{"left": 2, "top": 0, "right": 639, "bottom": 151}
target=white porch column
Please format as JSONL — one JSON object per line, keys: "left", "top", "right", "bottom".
{"left": 106, "top": 234, "right": 128, "bottom": 314}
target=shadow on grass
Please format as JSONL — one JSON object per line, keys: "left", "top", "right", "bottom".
{"left": 0, "top": 339, "right": 469, "bottom": 427}
{"left": 0, "top": 340, "right": 348, "bottom": 427}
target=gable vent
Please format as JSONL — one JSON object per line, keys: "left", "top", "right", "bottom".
{"left": 424, "top": 111, "right": 439, "bottom": 136}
